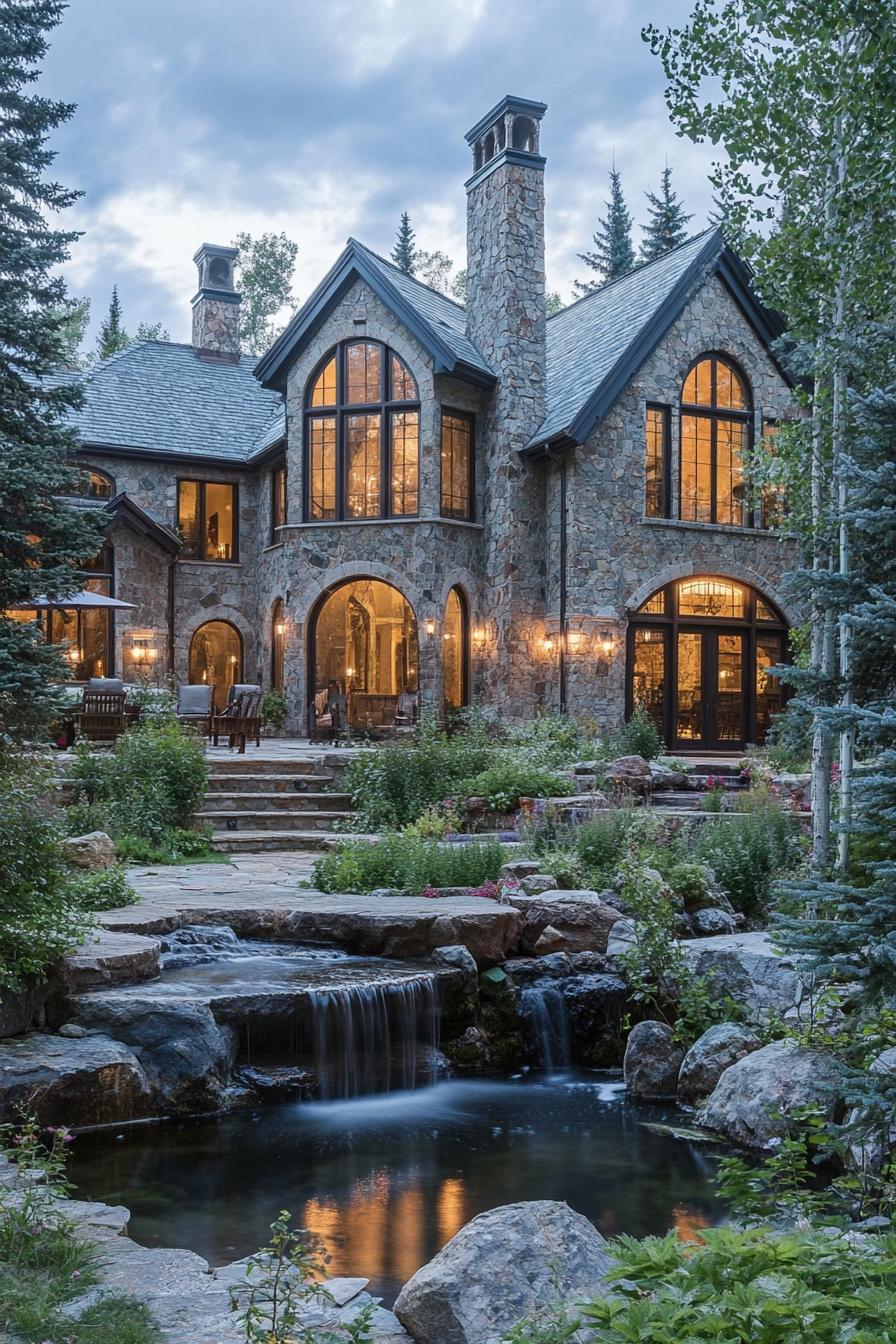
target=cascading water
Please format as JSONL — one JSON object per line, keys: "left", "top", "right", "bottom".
{"left": 311, "top": 975, "right": 440, "bottom": 1099}
{"left": 519, "top": 982, "right": 572, "bottom": 1072}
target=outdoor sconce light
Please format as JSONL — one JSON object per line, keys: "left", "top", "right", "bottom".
{"left": 130, "top": 636, "right": 156, "bottom": 665}
{"left": 472, "top": 626, "right": 486, "bottom": 646}
{"left": 424, "top": 619, "right": 436, "bottom": 637}
{"left": 597, "top": 628, "right": 615, "bottom": 658}
{"left": 275, "top": 621, "right": 286, "bottom": 637}
{"left": 542, "top": 636, "right": 555, "bottom": 653}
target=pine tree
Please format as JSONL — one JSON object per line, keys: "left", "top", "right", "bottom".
{"left": 0, "top": 0, "right": 104, "bottom": 737}
{"left": 640, "top": 165, "right": 692, "bottom": 261}
{"left": 574, "top": 162, "right": 635, "bottom": 295}
{"left": 391, "top": 212, "right": 416, "bottom": 274}
{"left": 95, "top": 285, "right": 129, "bottom": 359}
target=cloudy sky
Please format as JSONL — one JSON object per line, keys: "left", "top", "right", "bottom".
{"left": 39, "top": 0, "right": 718, "bottom": 347}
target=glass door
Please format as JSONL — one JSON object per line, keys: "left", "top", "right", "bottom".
{"left": 714, "top": 633, "right": 744, "bottom": 746}
{"left": 675, "top": 631, "right": 704, "bottom": 744}
{"left": 674, "top": 629, "right": 745, "bottom": 749}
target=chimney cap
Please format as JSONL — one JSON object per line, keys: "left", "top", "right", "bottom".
{"left": 465, "top": 94, "right": 547, "bottom": 146}
{"left": 192, "top": 242, "right": 239, "bottom": 265}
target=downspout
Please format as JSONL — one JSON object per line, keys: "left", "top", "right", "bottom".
{"left": 546, "top": 447, "right": 569, "bottom": 714}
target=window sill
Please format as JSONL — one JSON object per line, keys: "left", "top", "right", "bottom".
{"left": 282, "top": 516, "right": 484, "bottom": 532}
{"left": 176, "top": 558, "right": 243, "bottom": 567}
{"left": 640, "top": 517, "right": 795, "bottom": 540}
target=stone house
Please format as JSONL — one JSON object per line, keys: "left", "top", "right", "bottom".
{"left": 49, "top": 96, "right": 798, "bottom": 751}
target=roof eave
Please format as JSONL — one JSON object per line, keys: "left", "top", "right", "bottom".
{"left": 103, "top": 493, "right": 181, "bottom": 555}
{"left": 77, "top": 440, "right": 253, "bottom": 470}
{"left": 520, "top": 430, "right": 579, "bottom": 460}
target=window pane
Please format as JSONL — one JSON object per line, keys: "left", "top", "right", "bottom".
{"left": 204, "top": 482, "right": 236, "bottom": 561}
{"left": 645, "top": 406, "right": 667, "bottom": 517}
{"left": 346, "top": 413, "right": 382, "bottom": 518}
{"left": 390, "top": 353, "right": 417, "bottom": 402}
{"left": 444, "top": 588, "right": 466, "bottom": 712}
{"left": 756, "top": 596, "right": 777, "bottom": 622}
{"left": 313, "top": 579, "right": 419, "bottom": 728}
{"left": 310, "top": 356, "right": 337, "bottom": 407}
{"left": 638, "top": 591, "right": 665, "bottom": 614}
{"left": 441, "top": 413, "right": 472, "bottom": 520}
{"left": 309, "top": 418, "right": 337, "bottom": 520}
{"left": 676, "top": 631, "right": 704, "bottom": 740}
{"left": 756, "top": 633, "right": 784, "bottom": 740}
{"left": 80, "top": 607, "right": 110, "bottom": 680}
{"left": 189, "top": 621, "right": 242, "bottom": 706}
{"left": 716, "top": 361, "right": 748, "bottom": 411}
{"left": 680, "top": 414, "right": 712, "bottom": 522}
{"left": 715, "top": 418, "right": 746, "bottom": 525}
{"left": 632, "top": 627, "right": 666, "bottom": 732}
{"left": 678, "top": 579, "right": 745, "bottom": 618}
{"left": 178, "top": 480, "right": 201, "bottom": 558}
{"left": 683, "top": 358, "right": 713, "bottom": 406}
{"left": 271, "top": 466, "right": 287, "bottom": 535}
{"left": 346, "top": 342, "right": 382, "bottom": 404}
{"left": 716, "top": 633, "right": 743, "bottom": 740}
{"left": 390, "top": 410, "right": 419, "bottom": 516}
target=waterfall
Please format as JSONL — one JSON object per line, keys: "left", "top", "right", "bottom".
{"left": 520, "top": 982, "right": 572, "bottom": 1073}
{"left": 310, "top": 975, "right": 440, "bottom": 1100}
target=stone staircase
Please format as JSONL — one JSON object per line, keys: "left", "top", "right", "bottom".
{"left": 196, "top": 754, "right": 355, "bottom": 853}
{"left": 651, "top": 760, "right": 749, "bottom": 812}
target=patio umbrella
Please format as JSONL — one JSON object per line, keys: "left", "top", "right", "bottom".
{"left": 13, "top": 591, "right": 137, "bottom": 610}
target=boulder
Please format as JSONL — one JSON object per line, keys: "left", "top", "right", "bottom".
{"left": 512, "top": 891, "right": 622, "bottom": 955}
{"left": 605, "top": 755, "right": 652, "bottom": 798}
{"left": 60, "top": 830, "right": 116, "bottom": 870}
{"left": 677, "top": 1023, "right": 760, "bottom": 1104}
{"left": 432, "top": 944, "right": 478, "bottom": 978}
{"left": 393, "top": 1200, "right": 613, "bottom": 1344}
{"left": 846, "top": 1048, "right": 896, "bottom": 1172}
{"left": 696, "top": 1039, "right": 847, "bottom": 1149}
{"left": 649, "top": 761, "right": 687, "bottom": 789}
{"left": 681, "top": 932, "right": 805, "bottom": 1020}
{"left": 500, "top": 859, "right": 542, "bottom": 880}
{"left": 543, "top": 794, "right": 609, "bottom": 823}
{"left": 0, "top": 980, "right": 50, "bottom": 1039}
{"left": 605, "top": 917, "right": 637, "bottom": 957}
{"left": 520, "top": 873, "right": 559, "bottom": 896}
{"left": 623, "top": 1021, "right": 684, "bottom": 1099}
{"left": 503, "top": 954, "right": 571, "bottom": 984}
{"left": 533, "top": 925, "right": 567, "bottom": 955}
{"left": 56, "top": 929, "right": 161, "bottom": 991}
{"left": 0, "top": 1032, "right": 151, "bottom": 1126}
{"left": 231, "top": 1064, "right": 313, "bottom": 1100}
{"left": 690, "top": 907, "right": 738, "bottom": 937}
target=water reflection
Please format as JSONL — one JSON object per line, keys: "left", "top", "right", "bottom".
{"left": 69, "top": 1075, "right": 727, "bottom": 1305}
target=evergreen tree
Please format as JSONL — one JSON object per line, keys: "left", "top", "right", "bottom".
{"left": 640, "top": 165, "right": 693, "bottom": 261}
{"left": 391, "top": 211, "right": 416, "bottom": 274}
{"left": 232, "top": 231, "right": 298, "bottom": 356}
{"left": 95, "top": 285, "right": 129, "bottom": 359}
{"left": 0, "top": 0, "right": 104, "bottom": 737}
{"left": 135, "top": 320, "right": 170, "bottom": 342}
{"left": 574, "top": 161, "right": 635, "bottom": 295}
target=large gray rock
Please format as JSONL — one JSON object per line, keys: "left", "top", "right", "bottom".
{"left": 57, "top": 929, "right": 161, "bottom": 991}
{"left": 520, "top": 873, "right": 559, "bottom": 896}
{"left": 677, "top": 1023, "right": 760, "bottom": 1104}
{"left": 605, "top": 917, "right": 637, "bottom": 957}
{"left": 623, "top": 1021, "right": 684, "bottom": 1099}
{"left": 511, "top": 891, "right": 622, "bottom": 955}
{"left": 393, "top": 1200, "right": 612, "bottom": 1344}
{"left": 605, "top": 756, "right": 652, "bottom": 797}
{"left": 690, "top": 907, "right": 738, "bottom": 937}
{"left": 696, "top": 1039, "right": 846, "bottom": 1149}
{"left": 61, "top": 830, "right": 116, "bottom": 870}
{"left": 0, "top": 1032, "right": 151, "bottom": 1126}
{"left": 0, "top": 980, "right": 50, "bottom": 1039}
{"left": 681, "top": 933, "right": 805, "bottom": 1019}
{"left": 432, "top": 944, "right": 478, "bottom": 978}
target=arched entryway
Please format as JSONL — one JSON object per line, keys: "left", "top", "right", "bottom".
{"left": 626, "top": 576, "right": 788, "bottom": 750}
{"left": 443, "top": 586, "right": 470, "bottom": 715}
{"left": 309, "top": 578, "right": 418, "bottom": 731}
{"left": 189, "top": 620, "right": 243, "bottom": 707}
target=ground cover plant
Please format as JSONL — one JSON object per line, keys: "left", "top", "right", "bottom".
{"left": 311, "top": 832, "right": 507, "bottom": 895}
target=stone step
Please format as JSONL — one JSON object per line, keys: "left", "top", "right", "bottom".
{"left": 650, "top": 791, "right": 705, "bottom": 810}
{"left": 197, "top": 809, "right": 354, "bottom": 832}
{"left": 206, "top": 772, "right": 337, "bottom": 793}
{"left": 200, "top": 791, "right": 352, "bottom": 814}
{"left": 206, "top": 756, "right": 324, "bottom": 776}
{"left": 209, "top": 830, "right": 335, "bottom": 853}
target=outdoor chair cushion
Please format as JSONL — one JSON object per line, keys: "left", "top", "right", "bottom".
{"left": 88, "top": 677, "right": 124, "bottom": 694}
{"left": 177, "top": 684, "right": 212, "bottom": 716}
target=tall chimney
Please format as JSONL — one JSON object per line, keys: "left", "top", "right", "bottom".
{"left": 191, "top": 242, "right": 241, "bottom": 359}
{"left": 464, "top": 96, "right": 548, "bottom": 715}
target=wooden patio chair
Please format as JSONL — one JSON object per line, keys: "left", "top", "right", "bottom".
{"left": 211, "top": 689, "right": 263, "bottom": 754}
{"left": 78, "top": 689, "right": 128, "bottom": 744}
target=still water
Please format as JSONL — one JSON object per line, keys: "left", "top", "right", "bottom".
{"left": 70, "top": 1074, "right": 726, "bottom": 1305}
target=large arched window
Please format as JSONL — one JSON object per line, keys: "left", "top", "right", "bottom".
{"left": 679, "top": 354, "right": 752, "bottom": 526}
{"left": 309, "top": 578, "right": 418, "bottom": 730}
{"left": 443, "top": 586, "right": 469, "bottom": 714}
{"left": 304, "top": 341, "right": 419, "bottom": 521}
{"left": 69, "top": 466, "right": 115, "bottom": 499}
{"left": 627, "top": 576, "right": 787, "bottom": 750}
{"left": 189, "top": 621, "right": 243, "bottom": 706}
{"left": 270, "top": 599, "right": 285, "bottom": 692}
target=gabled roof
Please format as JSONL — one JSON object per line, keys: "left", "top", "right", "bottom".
{"left": 76, "top": 340, "right": 282, "bottom": 463}
{"left": 254, "top": 238, "right": 495, "bottom": 391}
{"left": 102, "top": 493, "right": 182, "bottom": 554}
{"left": 527, "top": 227, "right": 787, "bottom": 452}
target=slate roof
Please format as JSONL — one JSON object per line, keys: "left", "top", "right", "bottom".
{"left": 75, "top": 340, "right": 282, "bottom": 462}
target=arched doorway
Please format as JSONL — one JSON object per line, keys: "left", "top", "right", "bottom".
{"left": 626, "top": 577, "right": 788, "bottom": 750}
{"left": 270, "top": 599, "right": 285, "bottom": 692}
{"left": 309, "top": 578, "right": 418, "bottom": 731}
{"left": 189, "top": 621, "right": 242, "bottom": 707}
{"left": 443, "top": 586, "right": 469, "bottom": 714}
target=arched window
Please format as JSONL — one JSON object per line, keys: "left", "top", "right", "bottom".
{"left": 627, "top": 576, "right": 787, "bottom": 749}
{"left": 305, "top": 341, "right": 419, "bottom": 522}
{"left": 271, "top": 599, "right": 285, "bottom": 692}
{"left": 309, "top": 578, "right": 418, "bottom": 731}
{"left": 71, "top": 466, "right": 115, "bottom": 499}
{"left": 189, "top": 621, "right": 242, "bottom": 706}
{"left": 679, "top": 354, "right": 751, "bottom": 526}
{"left": 443, "top": 587, "right": 469, "bottom": 714}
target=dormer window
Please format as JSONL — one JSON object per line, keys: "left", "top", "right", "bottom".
{"left": 304, "top": 340, "right": 419, "bottom": 522}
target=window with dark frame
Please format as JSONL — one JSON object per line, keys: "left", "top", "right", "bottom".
{"left": 440, "top": 410, "right": 474, "bottom": 521}
{"left": 758, "top": 420, "right": 787, "bottom": 529}
{"left": 645, "top": 404, "right": 671, "bottom": 518}
{"left": 679, "top": 354, "right": 752, "bottom": 526}
{"left": 270, "top": 464, "right": 287, "bottom": 542}
{"left": 304, "top": 340, "right": 419, "bottom": 522}
{"left": 177, "top": 480, "right": 238, "bottom": 561}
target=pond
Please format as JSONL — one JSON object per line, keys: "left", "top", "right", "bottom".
{"left": 70, "top": 1073, "right": 728, "bottom": 1305}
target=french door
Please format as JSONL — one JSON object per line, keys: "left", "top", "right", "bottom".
{"left": 674, "top": 629, "right": 744, "bottom": 750}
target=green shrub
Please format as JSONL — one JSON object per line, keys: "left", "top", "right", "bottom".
{"left": 610, "top": 707, "right": 665, "bottom": 760}
{"left": 346, "top": 722, "right": 497, "bottom": 830}
{"left": 311, "top": 832, "right": 507, "bottom": 894}
{"left": 577, "top": 1225, "right": 896, "bottom": 1342}
{"left": 65, "top": 864, "right": 137, "bottom": 911}
{"left": 115, "top": 825, "right": 217, "bottom": 865}
{"left": 650, "top": 856, "right": 712, "bottom": 906}
{"left": 696, "top": 798, "right": 805, "bottom": 917}
{"left": 261, "top": 690, "right": 287, "bottom": 731}
{"left": 458, "top": 759, "right": 570, "bottom": 812}
{"left": 0, "top": 758, "right": 90, "bottom": 990}
{"left": 69, "top": 717, "right": 208, "bottom": 842}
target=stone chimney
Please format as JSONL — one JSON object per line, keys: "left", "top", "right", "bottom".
{"left": 191, "top": 243, "right": 241, "bottom": 359}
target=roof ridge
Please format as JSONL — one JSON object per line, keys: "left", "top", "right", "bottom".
{"left": 348, "top": 237, "right": 468, "bottom": 315}
{"left": 547, "top": 226, "right": 720, "bottom": 323}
